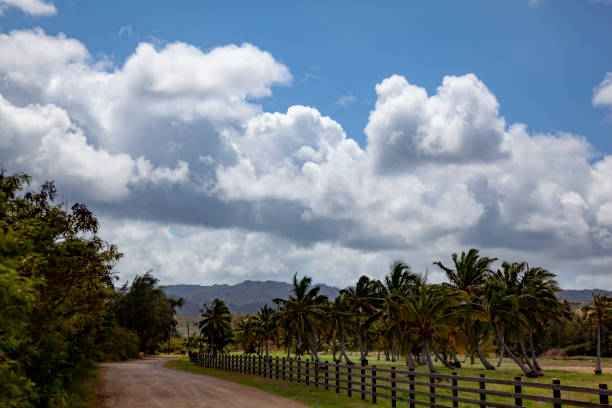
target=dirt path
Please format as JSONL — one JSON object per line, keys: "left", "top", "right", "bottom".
{"left": 98, "top": 355, "right": 310, "bottom": 408}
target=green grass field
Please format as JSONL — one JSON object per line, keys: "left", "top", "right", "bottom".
{"left": 167, "top": 353, "right": 612, "bottom": 407}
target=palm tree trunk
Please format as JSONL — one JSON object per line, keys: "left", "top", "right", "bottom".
{"left": 596, "top": 322, "right": 602, "bottom": 375}
{"left": 339, "top": 326, "right": 353, "bottom": 364}
{"left": 423, "top": 339, "right": 438, "bottom": 373}
{"left": 496, "top": 331, "right": 504, "bottom": 367}
{"left": 265, "top": 340, "right": 269, "bottom": 357}
{"left": 495, "top": 327, "right": 536, "bottom": 377}
{"left": 406, "top": 352, "right": 416, "bottom": 369}
{"left": 528, "top": 331, "right": 542, "bottom": 373}
{"left": 331, "top": 329, "right": 337, "bottom": 361}
{"left": 476, "top": 347, "right": 495, "bottom": 370}
{"left": 307, "top": 335, "right": 319, "bottom": 361}
{"left": 357, "top": 329, "right": 367, "bottom": 365}
{"left": 520, "top": 343, "right": 536, "bottom": 372}
{"left": 451, "top": 347, "right": 461, "bottom": 368}
{"left": 385, "top": 342, "right": 390, "bottom": 361}
{"left": 434, "top": 349, "right": 455, "bottom": 369}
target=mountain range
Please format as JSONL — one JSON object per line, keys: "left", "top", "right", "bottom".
{"left": 163, "top": 280, "right": 612, "bottom": 315}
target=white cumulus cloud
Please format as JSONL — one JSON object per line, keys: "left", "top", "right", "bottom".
{"left": 0, "top": 0, "right": 56, "bottom": 15}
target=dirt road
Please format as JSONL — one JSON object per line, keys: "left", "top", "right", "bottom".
{"left": 98, "top": 355, "right": 310, "bottom": 408}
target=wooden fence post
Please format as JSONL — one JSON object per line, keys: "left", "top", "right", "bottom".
{"left": 361, "top": 365, "right": 366, "bottom": 400}
{"left": 306, "top": 359, "right": 310, "bottom": 385}
{"left": 515, "top": 376, "right": 522, "bottom": 407}
{"left": 391, "top": 366, "right": 397, "bottom": 408}
{"left": 600, "top": 384, "right": 609, "bottom": 405}
{"left": 289, "top": 359, "right": 293, "bottom": 381}
{"left": 258, "top": 355, "right": 262, "bottom": 376}
{"left": 315, "top": 361, "right": 319, "bottom": 388}
{"left": 479, "top": 374, "right": 486, "bottom": 408}
{"left": 335, "top": 363, "right": 340, "bottom": 394}
{"left": 348, "top": 366, "right": 352, "bottom": 398}
{"left": 430, "top": 375, "right": 436, "bottom": 405}
{"left": 552, "top": 379, "right": 561, "bottom": 408}
{"left": 372, "top": 365, "right": 377, "bottom": 404}
{"left": 452, "top": 372, "right": 458, "bottom": 408}
{"left": 266, "top": 356, "right": 270, "bottom": 378}
{"left": 282, "top": 357, "right": 286, "bottom": 380}
{"left": 297, "top": 359, "right": 301, "bottom": 383}
{"left": 409, "top": 368, "right": 415, "bottom": 408}
{"left": 324, "top": 361, "right": 329, "bottom": 391}
{"left": 275, "top": 357, "right": 279, "bottom": 379}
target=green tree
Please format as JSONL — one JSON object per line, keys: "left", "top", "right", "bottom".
{"left": 340, "top": 275, "right": 383, "bottom": 365}
{"left": 434, "top": 249, "right": 497, "bottom": 370}
{"left": 403, "top": 284, "right": 463, "bottom": 372}
{"left": 274, "top": 273, "right": 328, "bottom": 361}
{"left": 198, "top": 298, "right": 233, "bottom": 355}
{"left": 582, "top": 293, "right": 612, "bottom": 374}
{"left": 254, "top": 304, "right": 277, "bottom": 357}
{"left": 0, "top": 172, "right": 121, "bottom": 406}
{"left": 114, "top": 271, "right": 183, "bottom": 353}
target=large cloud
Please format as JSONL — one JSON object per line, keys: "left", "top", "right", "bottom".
{"left": 0, "top": 95, "right": 189, "bottom": 201}
{"left": 1, "top": 28, "right": 612, "bottom": 289}
{"left": 365, "top": 74, "right": 507, "bottom": 171}
{"left": 0, "top": 0, "right": 55, "bottom": 15}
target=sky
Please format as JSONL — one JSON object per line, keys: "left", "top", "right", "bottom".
{"left": 1, "top": 0, "right": 612, "bottom": 289}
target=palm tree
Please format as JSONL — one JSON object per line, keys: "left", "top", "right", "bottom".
{"left": 198, "top": 298, "right": 233, "bottom": 355}
{"left": 483, "top": 262, "right": 538, "bottom": 377}
{"left": 235, "top": 314, "right": 257, "bottom": 354}
{"left": 434, "top": 249, "right": 497, "bottom": 370}
{"left": 254, "top": 304, "right": 277, "bottom": 357}
{"left": 379, "top": 262, "right": 423, "bottom": 367}
{"left": 274, "top": 273, "right": 328, "bottom": 361}
{"left": 403, "top": 284, "right": 464, "bottom": 372}
{"left": 326, "top": 295, "right": 353, "bottom": 364}
{"left": 582, "top": 293, "right": 612, "bottom": 375}
{"left": 340, "top": 275, "right": 383, "bottom": 365}
{"left": 518, "top": 265, "right": 562, "bottom": 375}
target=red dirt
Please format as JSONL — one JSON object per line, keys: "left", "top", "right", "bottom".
{"left": 98, "top": 355, "right": 310, "bottom": 408}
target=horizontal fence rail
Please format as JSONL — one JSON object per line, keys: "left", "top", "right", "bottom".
{"left": 188, "top": 352, "right": 611, "bottom": 407}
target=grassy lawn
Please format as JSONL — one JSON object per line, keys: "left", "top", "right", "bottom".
{"left": 167, "top": 353, "right": 612, "bottom": 407}
{"left": 165, "top": 356, "right": 375, "bottom": 408}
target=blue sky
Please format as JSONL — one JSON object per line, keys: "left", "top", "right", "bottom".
{"left": 4, "top": 0, "right": 612, "bottom": 152}
{"left": 1, "top": 0, "right": 612, "bottom": 289}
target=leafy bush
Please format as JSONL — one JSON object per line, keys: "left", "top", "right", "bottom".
{"left": 564, "top": 342, "right": 595, "bottom": 356}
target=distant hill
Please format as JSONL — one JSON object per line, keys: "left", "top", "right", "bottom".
{"left": 556, "top": 289, "right": 612, "bottom": 303}
{"left": 164, "top": 280, "right": 612, "bottom": 315}
{"left": 164, "top": 280, "right": 340, "bottom": 315}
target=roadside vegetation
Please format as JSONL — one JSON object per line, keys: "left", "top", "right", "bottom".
{"left": 0, "top": 172, "right": 182, "bottom": 407}
{"left": 190, "top": 250, "right": 612, "bottom": 378}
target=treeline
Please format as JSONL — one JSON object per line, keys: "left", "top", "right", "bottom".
{"left": 194, "top": 251, "right": 611, "bottom": 378}
{"left": 0, "top": 173, "right": 181, "bottom": 408}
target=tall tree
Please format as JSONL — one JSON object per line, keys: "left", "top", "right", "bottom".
{"left": 115, "top": 271, "right": 183, "bottom": 353}
{"left": 274, "top": 273, "right": 328, "bottom": 361}
{"left": 198, "top": 298, "right": 233, "bottom": 355}
{"left": 403, "top": 284, "right": 463, "bottom": 372}
{"left": 0, "top": 172, "right": 121, "bottom": 406}
{"left": 484, "top": 262, "right": 538, "bottom": 377}
{"left": 434, "top": 249, "right": 497, "bottom": 370}
{"left": 340, "top": 275, "right": 383, "bottom": 365}
{"left": 582, "top": 293, "right": 612, "bottom": 374}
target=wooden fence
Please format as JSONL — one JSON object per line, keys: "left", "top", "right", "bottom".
{"left": 188, "top": 352, "right": 611, "bottom": 407}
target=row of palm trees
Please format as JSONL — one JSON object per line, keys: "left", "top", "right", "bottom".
{"left": 198, "top": 248, "right": 608, "bottom": 376}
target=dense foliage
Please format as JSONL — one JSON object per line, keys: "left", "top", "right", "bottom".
{"left": 196, "top": 249, "right": 611, "bottom": 377}
{"left": 114, "top": 272, "right": 183, "bottom": 353}
{"left": 0, "top": 172, "right": 181, "bottom": 407}
{"left": 197, "top": 298, "right": 233, "bottom": 355}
